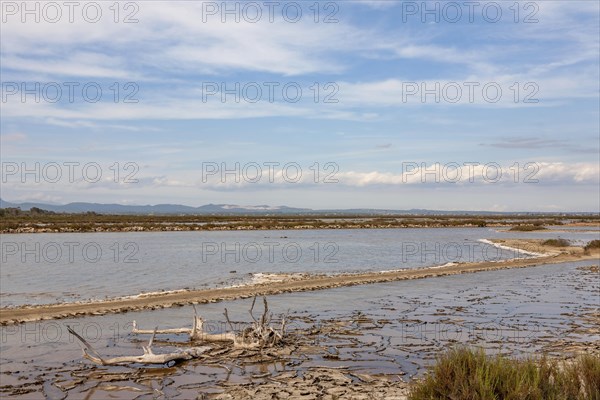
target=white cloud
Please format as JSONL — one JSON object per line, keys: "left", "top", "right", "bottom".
{"left": 352, "top": 0, "right": 399, "bottom": 9}
{"left": 1, "top": 2, "right": 371, "bottom": 78}
{"left": 164, "top": 162, "right": 600, "bottom": 189}
{"left": 338, "top": 68, "right": 597, "bottom": 108}
{"left": 2, "top": 1, "right": 596, "bottom": 122}
{"left": 2, "top": 52, "right": 135, "bottom": 79}
{"left": 0, "top": 132, "right": 27, "bottom": 143}
{"left": 333, "top": 163, "right": 599, "bottom": 187}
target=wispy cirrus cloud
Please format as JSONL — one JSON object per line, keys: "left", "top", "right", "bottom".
{"left": 482, "top": 137, "right": 600, "bottom": 154}
{"left": 0, "top": 132, "right": 27, "bottom": 143}
{"left": 1, "top": 1, "right": 598, "bottom": 210}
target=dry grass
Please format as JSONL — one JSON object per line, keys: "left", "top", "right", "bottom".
{"left": 542, "top": 238, "right": 571, "bottom": 247}
{"left": 584, "top": 240, "right": 600, "bottom": 252}
{"left": 509, "top": 224, "right": 547, "bottom": 232}
{"left": 1, "top": 212, "right": 595, "bottom": 233}
{"left": 409, "top": 348, "right": 600, "bottom": 400}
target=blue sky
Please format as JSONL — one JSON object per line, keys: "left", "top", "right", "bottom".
{"left": 1, "top": 0, "right": 599, "bottom": 211}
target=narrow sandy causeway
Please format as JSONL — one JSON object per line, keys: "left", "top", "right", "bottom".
{"left": 1, "top": 239, "right": 597, "bottom": 325}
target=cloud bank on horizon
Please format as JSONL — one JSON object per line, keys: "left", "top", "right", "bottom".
{"left": 1, "top": 1, "right": 599, "bottom": 211}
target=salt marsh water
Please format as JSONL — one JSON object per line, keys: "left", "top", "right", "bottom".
{"left": 0, "top": 259, "right": 597, "bottom": 398}
{"left": 1, "top": 228, "right": 598, "bottom": 307}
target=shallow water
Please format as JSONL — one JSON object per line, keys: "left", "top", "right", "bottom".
{"left": 0, "top": 259, "right": 597, "bottom": 398}
{"left": 2, "top": 227, "right": 597, "bottom": 307}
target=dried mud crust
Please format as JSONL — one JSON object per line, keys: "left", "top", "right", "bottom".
{"left": 3, "top": 310, "right": 597, "bottom": 399}
{"left": 0, "top": 319, "right": 411, "bottom": 399}
{"left": 212, "top": 369, "right": 410, "bottom": 400}
{"left": 2, "top": 276, "right": 598, "bottom": 400}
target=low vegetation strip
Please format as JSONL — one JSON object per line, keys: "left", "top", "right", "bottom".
{"left": 543, "top": 238, "right": 571, "bottom": 247}
{"left": 585, "top": 240, "right": 600, "bottom": 252}
{"left": 509, "top": 224, "right": 547, "bottom": 231}
{"left": 2, "top": 210, "right": 598, "bottom": 233}
{"left": 409, "top": 347, "right": 600, "bottom": 400}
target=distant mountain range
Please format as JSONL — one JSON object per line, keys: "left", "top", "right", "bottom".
{"left": 0, "top": 198, "right": 592, "bottom": 215}
{"left": 0, "top": 198, "right": 311, "bottom": 215}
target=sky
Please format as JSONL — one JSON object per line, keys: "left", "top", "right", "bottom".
{"left": 1, "top": 0, "right": 599, "bottom": 211}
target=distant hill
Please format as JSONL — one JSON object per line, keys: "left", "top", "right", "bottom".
{"left": 0, "top": 198, "right": 592, "bottom": 216}
{"left": 0, "top": 198, "right": 313, "bottom": 215}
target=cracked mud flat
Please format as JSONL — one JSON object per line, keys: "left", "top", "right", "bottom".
{"left": 1, "top": 257, "right": 598, "bottom": 399}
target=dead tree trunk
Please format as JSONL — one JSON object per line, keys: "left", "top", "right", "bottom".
{"left": 131, "top": 305, "right": 237, "bottom": 343}
{"left": 67, "top": 326, "right": 210, "bottom": 366}
{"left": 132, "top": 297, "right": 287, "bottom": 349}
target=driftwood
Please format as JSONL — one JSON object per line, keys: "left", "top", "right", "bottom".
{"left": 131, "top": 305, "right": 236, "bottom": 343}
{"left": 69, "top": 297, "right": 287, "bottom": 366}
{"left": 132, "top": 317, "right": 237, "bottom": 342}
{"left": 226, "top": 296, "right": 286, "bottom": 349}
{"left": 67, "top": 326, "right": 210, "bottom": 366}
{"left": 132, "top": 297, "right": 286, "bottom": 349}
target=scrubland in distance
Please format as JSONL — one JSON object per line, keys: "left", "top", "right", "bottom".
{"left": 509, "top": 224, "right": 547, "bottom": 231}
{"left": 584, "top": 240, "right": 600, "bottom": 252}
{"left": 2, "top": 210, "right": 597, "bottom": 233}
{"left": 542, "top": 238, "right": 571, "bottom": 247}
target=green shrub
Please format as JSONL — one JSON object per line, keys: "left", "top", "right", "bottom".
{"left": 584, "top": 240, "right": 600, "bottom": 251}
{"left": 409, "top": 347, "right": 600, "bottom": 400}
{"left": 542, "top": 238, "right": 570, "bottom": 247}
{"left": 509, "top": 225, "right": 547, "bottom": 232}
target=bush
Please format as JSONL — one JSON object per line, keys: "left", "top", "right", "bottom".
{"left": 542, "top": 238, "right": 570, "bottom": 247}
{"left": 509, "top": 225, "right": 547, "bottom": 231}
{"left": 409, "top": 347, "right": 600, "bottom": 400}
{"left": 584, "top": 240, "right": 600, "bottom": 251}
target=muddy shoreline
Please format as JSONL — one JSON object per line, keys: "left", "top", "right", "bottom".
{"left": 2, "top": 239, "right": 597, "bottom": 325}
{"left": 1, "top": 254, "right": 598, "bottom": 399}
